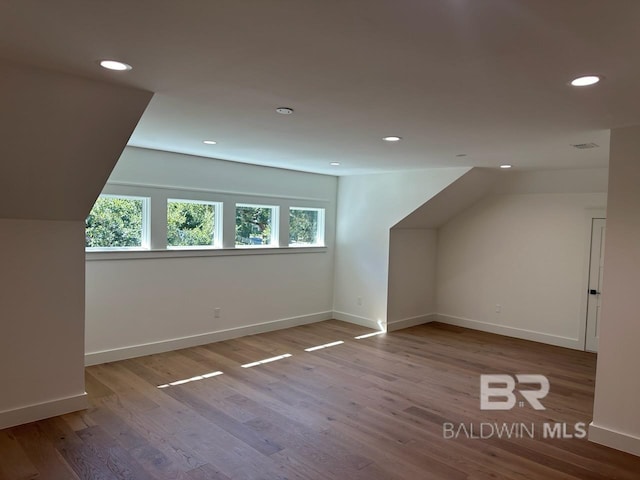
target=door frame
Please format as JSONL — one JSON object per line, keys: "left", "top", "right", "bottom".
{"left": 578, "top": 208, "right": 606, "bottom": 351}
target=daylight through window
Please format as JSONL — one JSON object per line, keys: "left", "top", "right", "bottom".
{"left": 289, "top": 207, "right": 325, "bottom": 246}
{"left": 235, "top": 204, "right": 278, "bottom": 246}
{"left": 85, "top": 195, "right": 149, "bottom": 250}
{"left": 167, "top": 199, "right": 221, "bottom": 248}
{"left": 86, "top": 192, "right": 326, "bottom": 253}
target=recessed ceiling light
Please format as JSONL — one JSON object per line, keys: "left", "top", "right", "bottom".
{"left": 276, "top": 107, "right": 294, "bottom": 115}
{"left": 330, "top": 162, "right": 341, "bottom": 166}
{"left": 570, "top": 75, "right": 601, "bottom": 87}
{"left": 455, "top": 154, "right": 467, "bottom": 157}
{"left": 500, "top": 164, "right": 513, "bottom": 169}
{"left": 203, "top": 140, "right": 217, "bottom": 145}
{"left": 99, "top": 60, "right": 132, "bottom": 71}
{"left": 383, "top": 136, "right": 402, "bottom": 142}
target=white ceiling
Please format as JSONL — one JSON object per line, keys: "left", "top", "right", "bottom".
{"left": 1, "top": 0, "right": 639, "bottom": 175}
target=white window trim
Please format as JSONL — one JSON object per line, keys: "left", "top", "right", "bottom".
{"left": 86, "top": 183, "right": 330, "bottom": 257}
{"left": 86, "top": 245, "right": 327, "bottom": 261}
{"left": 289, "top": 206, "right": 326, "bottom": 247}
{"left": 235, "top": 203, "right": 279, "bottom": 248}
{"left": 85, "top": 194, "right": 150, "bottom": 252}
{"left": 166, "top": 198, "right": 222, "bottom": 249}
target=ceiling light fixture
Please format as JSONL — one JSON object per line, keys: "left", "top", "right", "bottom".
{"left": 500, "top": 164, "right": 513, "bottom": 169}
{"left": 99, "top": 60, "right": 132, "bottom": 71}
{"left": 570, "top": 75, "right": 601, "bottom": 87}
{"left": 330, "top": 162, "right": 341, "bottom": 166}
{"left": 455, "top": 154, "right": 467, "bottom": 157}
{"left": 383, "top": 136, "right": 402, "bottom": 142}
{"left": 203, "top": 140, "right": 217, "bottom": 145}
{"left": 276, "top": 107, "right": 294, "bottom": 115}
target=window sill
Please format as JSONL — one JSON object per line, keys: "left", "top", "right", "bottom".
{"left": 85, "top": 246, "right": 328, "bottom": 261}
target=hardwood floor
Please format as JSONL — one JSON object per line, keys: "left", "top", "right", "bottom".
{"left": 2, "top": 320, "right": 639, "bottom": 479}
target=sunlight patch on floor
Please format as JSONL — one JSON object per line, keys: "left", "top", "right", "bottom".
{"left": 157, "top": 370, "right": 224, "bottom": 389}
{"left": 241, "top": 353, "right": 292, "bottom": 368}
{"left": 354, "top": 331, "right": 385, "bottom": 340}
{"left": 304, "top": 340, "right": 345, "bottom": 352}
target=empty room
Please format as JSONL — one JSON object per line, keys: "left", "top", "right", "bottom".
{"left": 1, "top": 1, "right": 640, "bottom": 479}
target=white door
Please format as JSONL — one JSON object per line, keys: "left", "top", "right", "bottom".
{"left": 585, "top": 218, "right": 606, "bottom": 352}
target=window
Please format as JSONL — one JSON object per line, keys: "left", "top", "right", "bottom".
{"left": 167, "top": 199, "right": 221, "bottom": 248}
{"left": 85, "top": 195, "right": 149, "bottom": 250}
{"left": 85, "top": 190, "right": 326, "bottom": 255}
{"left": 289, "top": 207, "right": 325, "bottom": 246}
{"left": 235, "top": 204, "right": 278, "bottom": 246}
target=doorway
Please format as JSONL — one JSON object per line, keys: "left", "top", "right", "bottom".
{"left": 585, "top": 217, "right": 606, "bottom": 352}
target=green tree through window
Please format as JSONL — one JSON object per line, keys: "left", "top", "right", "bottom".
{"left": 290, "top": 208, "right": 320, "bottom": 245}
{"left": 85, "top": 196, "right": 145, "bottom": 248}
{"left": 236, "top": 205, "right": 274, "bottom": 245}
{"left": 167, "top": 200, "right": 217, "bottom": 247}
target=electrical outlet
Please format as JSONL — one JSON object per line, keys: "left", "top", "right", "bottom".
{"left": 357, "top": 296, "right": 363, "bottom": 306}
{"left": 495, "top": 304, "right": 502, "bottom": 313}
{"left": 214, "top": 307, "right": 221, "bottom": 318}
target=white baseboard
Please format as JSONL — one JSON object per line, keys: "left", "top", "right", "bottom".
{"left": 332, "top": 311, "right": 382, "bottom": 330}
{"left": 434, "top": 314, "right": 582, "bottom": 350}
{"left": 589, "top": 422, "right": 640, "bottom": 457}
{"left": 85, "top": 311, "right": 333, "bottom": 366}
{"left": 387, "top": 313, "right": 436, "bottom": 332}
{"left": 0, "top": 393, "right": 88, "bottom": 430}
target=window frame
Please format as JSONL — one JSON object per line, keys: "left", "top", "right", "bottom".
{"left": 166, "top": 198, "right": 222, "bottom": 250}
{"left": 289, "top": 206, "right": 326, "bottom": 247}
{"left": 235, "top": 203, "right": 279, "bottom": 248}
{"left": 85, "top": 194, "right": 150, "bottom": 251}
{"left": 85, "top": 183, "right": 329, "bottom": 259}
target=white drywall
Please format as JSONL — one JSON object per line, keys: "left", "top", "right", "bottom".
{"left": 108, "top": 147, "right": 335, "bottom": 201}
{"left": 590, "top": 126, "right": 640, "bottom": 457}
{"left": 394, "top": 168, "right": 499, "bottom": 229}
{"left": 85, "top": 147, "right": 338, "bottom": 361}
{"left": 86, "top": 252, "right": 334, "bottom": 358}
{"left": 436, "top": 191, "right": 607, "bottom": 348}
{"left": 333, "top": 168, "right": 470, "bottom": 328}
{"left": 0, "top": 220, "right": 87, "bottom": 428}
{"left": 0, "top": 60, "right": 152, "bottom": 220}
{"left": 387, "top": 229, "right": 438, "bottom": 328}
{"left": 0, "top": 62, "right": 151, "bottom": 428}
{"left": 496, "top": 168, "right": 610, "bottom": 195}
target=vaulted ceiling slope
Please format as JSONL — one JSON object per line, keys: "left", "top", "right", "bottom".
{"left": 393, "top": 168, "right": 499, "bottom": 229}
{"left": 1, "top": 1, "right": 639, "bottom": 175}
{"left": 0, "top": 61, "right": 152, "bottom": 220}
{"left": 393, "top": 166, "right": 608, "bottom": 230}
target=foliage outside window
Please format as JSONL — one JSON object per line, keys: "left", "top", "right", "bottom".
{"left": 167, "top": 199, "right": 220, "bottom": 248}
{"left": 85, "top": 195, "right": 149, "bottom": 249}
{"left": 290, "top": 207, "right": 325, "bottom": 246}
{"left": 235, "top": 204, "right": 278, "bottom": 246}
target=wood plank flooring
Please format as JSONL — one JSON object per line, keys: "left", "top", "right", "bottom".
{"left": 2, "top": 320, "right": 640, "bottom": 479}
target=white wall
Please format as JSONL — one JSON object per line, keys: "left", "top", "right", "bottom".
{"left": 333, "top": 168, "right": 470, "bottom": 328}
{"left": 387, "top": 229, "right": 438, "bottom": 329}
{"left": 590, "top": 126, "right": 640, "bottom": 456}
{"left": 87, "top": 252, "right": 333, "bottom": 356}
{"left": 85, "top": 147, "right": 338, "bottom": 363}
{"left": 108, "top": 147, "right": 334, "bottom": 201}
{"left": 0, "top": 62, "right": 150, "bottom": 429}
{"left": 436, "top": 191, "right": 607, "bottom": 348}
{"left": 0, "top": 220, "right": 87, "bottom": 428}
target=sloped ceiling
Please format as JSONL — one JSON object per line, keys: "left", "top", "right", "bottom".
{"left": 0, "top": 61, "right": 152, "bottom": 220}
{"left": 392, "top": 166, "right": 609, "bottom": 230}
{"left": 393, "top": 168, "right": 499, "bottom": 229}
